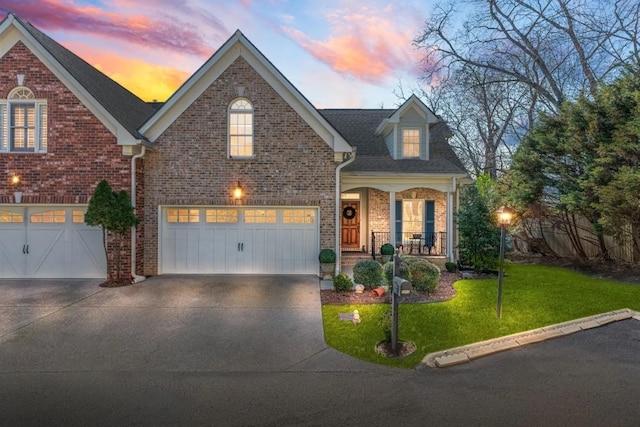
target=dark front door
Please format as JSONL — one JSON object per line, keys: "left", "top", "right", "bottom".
{"left": 341, "top": 201, "right": 360, "bottom": 250}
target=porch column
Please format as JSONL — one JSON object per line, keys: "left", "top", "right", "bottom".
{"left": 446, "top": 191, "right": 454, "bottom": 260}
{"left": 389, "top": 191, "right": 396, "bottom": 246}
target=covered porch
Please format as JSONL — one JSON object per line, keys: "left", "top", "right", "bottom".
{"left": 339, "top": 175, "right": 465, "bottom": 270}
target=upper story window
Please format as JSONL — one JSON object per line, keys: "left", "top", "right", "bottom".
{"left": 228, "top": 98, "right": 253, "bottom": 158}
{"left": 0, "top": 87, "right": 48, "bottom": 153}
{"left": 402, "top": 128, "right": 420, "bottom": 158}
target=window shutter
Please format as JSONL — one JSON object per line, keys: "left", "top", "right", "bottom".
{"left": 395, "top": 200, "right": 403, "bottom": 246}
{"left": 424, "top": 200, "right": 435, "bottom": 246}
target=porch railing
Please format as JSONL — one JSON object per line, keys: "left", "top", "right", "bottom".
{"left": 371, "top": 231, "right": 447, "bottom": 260}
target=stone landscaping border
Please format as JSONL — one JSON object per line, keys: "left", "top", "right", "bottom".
{"left": 418, "top": 309, "right": 640, "bottom": 369}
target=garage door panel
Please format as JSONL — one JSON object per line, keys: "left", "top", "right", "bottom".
{"left": 0, "top": 228, "right": 26, "bottom": 278}
{"left": 161, "top": 207, "right": 318, "bottom": 275}
{"left": 27, "top": 227, "right": 66, "bottom": 278}
{"left": 72, "top": 228, "right": 107, "bottom": 277}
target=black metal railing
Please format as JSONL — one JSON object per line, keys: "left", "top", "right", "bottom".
{"left": 371, "top": 231, "right": 447, "bottom": 260}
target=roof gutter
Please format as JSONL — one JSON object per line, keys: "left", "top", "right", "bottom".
{"left": 335, "top": 148, "right": 356, "bottom": 275}
{"left": 131, "top": 145, "right": 147, "bottom": 283}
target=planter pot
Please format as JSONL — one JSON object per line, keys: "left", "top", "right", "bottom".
{"left": 13, "top": 192, "right": 22, "bottom": 203}
{"left": 354, "top": 284, "right": 365, "bottom": 294}
{"left": 372, "top": 287, "right": 386, "bottom": 297}
{"left": 319, "top": 262, "right": 335, "bottom": 279}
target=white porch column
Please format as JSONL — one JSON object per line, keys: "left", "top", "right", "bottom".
{"left": 446, "top": 191, "right": 454, "bottom": 260}
{"left": 389, "top": 191, "right": 396, "bottom": 246}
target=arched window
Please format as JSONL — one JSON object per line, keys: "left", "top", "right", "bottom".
{"left": 228, "top": 98, "right": 253, "bottom": 158}
{"left": 0, "top": 87, "right": 47, "bottom": 153}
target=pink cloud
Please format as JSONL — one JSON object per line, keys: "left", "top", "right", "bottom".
{"left": 280, "top": 3, "right": 423, "bottom": 84}
{"left": 0, "top": 0, "right": 224, "bottom": 57}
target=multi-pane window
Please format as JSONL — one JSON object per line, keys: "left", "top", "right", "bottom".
{"left": 244, "top": 209, "right": 276, "bottom": 224}
{"left": 402, "top": 128, "right": 420, "bottom": 158}
{"left": 0, "top": 87, "right": 47, "bottom": 153}
{"left": 31, "top": 210, "right": 66, "bottom": 223}
{"left": 205, "top": 209, "right": 238, "bottom": 223}
{"left": 228, "top": 98, "right": 253, "bottom": 157}
{"left": 166, "top": 208, "right": 200, "bottom": 223}
{"left": 282, "top": 209, "right": 316, "bottom": 224}
{"left": 0, "top": 211, "right": 24, "bottom": 223}
{"left": 402, "top": 200, "right": 424, "bottom": 236}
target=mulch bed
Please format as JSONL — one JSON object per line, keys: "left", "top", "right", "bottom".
{"left": 320, "top": 271, "right": 460, "bottom": 305}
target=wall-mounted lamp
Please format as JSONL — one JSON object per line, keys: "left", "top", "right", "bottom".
{"left": 233, "top": 181, "right": 243, "bottom": 204}
{"left": 11, "top": 175, "right": 22, "bottom": 203}
{"left": 17, "top": 74, "right": 25, "bottom": 86}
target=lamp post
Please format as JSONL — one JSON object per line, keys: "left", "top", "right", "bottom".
{"left": 496, "top": 206, "right": 514, "bottom": 318}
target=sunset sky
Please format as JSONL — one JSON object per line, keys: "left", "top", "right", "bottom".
{"left": 1, "top": 0, "right": 431, "bottom": 108}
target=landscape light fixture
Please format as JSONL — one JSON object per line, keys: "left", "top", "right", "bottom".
{"left": 496, "top": 206, "right": 514, "bottom": 318}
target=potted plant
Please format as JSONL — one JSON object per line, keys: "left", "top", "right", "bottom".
{"left": 318, "top": 248, "right": 336, "bottom": 279}
{"left": 380, "top": 243, "right": 395, "bottom": 263}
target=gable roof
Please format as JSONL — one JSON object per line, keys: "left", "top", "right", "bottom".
{"left": 139, "top": 30, "right": 352, "bottom": 153}
{"left": 0, "top": 13, "right": 155, "bottom": 144}
{"left": 320, "top": 109, "right": 468, "bottom": 175}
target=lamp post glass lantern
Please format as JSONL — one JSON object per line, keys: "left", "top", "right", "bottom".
{"left": 496, "top": 206, "right": 514, "bottom": 318}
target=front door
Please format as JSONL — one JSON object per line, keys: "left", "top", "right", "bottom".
{"left": 340, "top": 201, "right": 360, "bottom": 250}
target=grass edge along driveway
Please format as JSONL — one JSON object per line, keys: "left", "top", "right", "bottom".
{"left": 322, "top": 264, "right": 640, "bottom": 369}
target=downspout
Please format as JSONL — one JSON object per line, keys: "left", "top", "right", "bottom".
{"left": 335, "top": 148, "right": 357, "bottom": 275}
{"left": 131, "top": 145, "right": 147, "bottom": 283}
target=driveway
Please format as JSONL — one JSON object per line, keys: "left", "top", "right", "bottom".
{"left": 0, "top": 275, "right": 370, "bottom": 372}
{"left": 1, "top": 277, "right": 639, "bottom": 426}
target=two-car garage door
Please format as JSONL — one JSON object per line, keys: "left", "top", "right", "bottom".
{"left": 0, "top": 206, "right": 106, "bottom": 278}
{"left": 160, "top": 207, "right": 319, "bottom": 274}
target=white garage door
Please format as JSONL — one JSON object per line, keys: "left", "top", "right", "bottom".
{"left": 0, "top": 206, "right": 106, "bottom": 278}
{"left": 161, "top": 207, "right": 319, "bottom": 274}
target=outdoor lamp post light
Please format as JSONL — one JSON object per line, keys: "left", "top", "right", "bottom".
{"left": 496, "top": 205, "right": 514, "bottom": 318}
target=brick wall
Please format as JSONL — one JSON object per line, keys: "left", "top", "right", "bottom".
{"left": 0, "top": 42, "right": 135, "bottom": 278}
{"left": 143, "top": 56, "right": 337, "bottom": 275}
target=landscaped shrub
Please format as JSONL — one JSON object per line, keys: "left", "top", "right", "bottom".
{"left": 444, "top": 262, "right": 458, "bottom": 273}
{"left": 318, "top": 248, "right": 336, "bottom": 263}
{"left": 380, "top": 243, "right": 395, "bottom": 255}
{"left": 333, "top": 273, "right": 354, "bottom": 292}
{"left": 352, "top": 259, "right": 384, "bottom": 290}
{"left": 383, "top": 260, "right": 411, "bottom": 286}
{"left": 403, "top": 256, "right": 440, "bottom": 292}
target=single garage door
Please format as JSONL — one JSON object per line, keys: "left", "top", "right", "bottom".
{"left": 161, "top": 207, "right": 319, "bottom": 274}
{"left": 0, "top": 206, "right": 106, "bottom": 278}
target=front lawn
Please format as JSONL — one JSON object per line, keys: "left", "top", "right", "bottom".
{"left": 322, "top": 264, "right": 640, "bottom": 369}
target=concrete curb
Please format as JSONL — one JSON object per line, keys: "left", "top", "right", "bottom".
{"left": 418, "top": 309, "right": 640, "bottom": 369}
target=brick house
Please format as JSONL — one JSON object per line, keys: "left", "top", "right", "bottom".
{"left": 0, "top": 14, "right": 470, "bottom": 279}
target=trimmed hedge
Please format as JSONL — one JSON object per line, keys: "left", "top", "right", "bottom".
{"left": 402, "top": 256, "right": 440, "bottom": 292}
{"left": 383, "top": 260, "right": 411, "bottom": 286}
{"left": 333, "top": 273, "right": 354, "bottom": 292}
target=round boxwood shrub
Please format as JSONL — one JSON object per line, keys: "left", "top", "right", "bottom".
{"left": 352, "top": 259, "right": 384, "bottom": 290}
{"left": 380, "top": 243, "right": 395, "bottom": 256}
{"left": 318, "top": 248, "right": 336, "bottom": 263}
{"left": 333, "top": 273, "right": 354, "bottom": 292}
{"left": 403, "top": 257, "right": 440, "bottom": 292}
{"left": 383, "top": 260, "right": 411, "bottom": 286}
{"left": 444, "top": 261, "right": 458, "bottom": 273}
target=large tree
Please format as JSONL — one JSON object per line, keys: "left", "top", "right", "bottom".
{"left": 414, "top": 0, "right": 640, "bottom": 177}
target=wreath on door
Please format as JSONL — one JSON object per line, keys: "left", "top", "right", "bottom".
{"left": 342, "top": 206, "right": 356, "bottom": 219}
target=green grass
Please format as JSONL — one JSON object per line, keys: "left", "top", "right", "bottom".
{"left": 322, "top": 264, "right": 640, "bottom": 369}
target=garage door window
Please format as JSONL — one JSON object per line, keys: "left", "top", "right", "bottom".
{"left": 167, "top": 208, "right": 199, "bottom": 223}
{"left": 0, "top": 210, "right": 23, "bottom": 222}
{"left": 31, "top": 210, "right": 66, "bottom": 223}
{"left": 244, "top": 209, "right": 276, "bottom": 224}
{"left": 72, "top": 210, "right": 85, "bottom": 223}
{"left": 283, "top": 209, "right": 316, "bottom": 224}
{"left": 206, "top": 209, "right": 238, "bottom": 223}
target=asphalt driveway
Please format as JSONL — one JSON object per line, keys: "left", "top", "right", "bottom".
{"left": 0, "top": 275, "right": 370, "bottom": 372}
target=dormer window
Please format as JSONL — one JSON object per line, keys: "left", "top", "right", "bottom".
{"left": 402, "top": 128, "right": 420, "bottom": 158}
{"left": 0, "top": 87, "right": 47, "bottom": 153}
{"left": 228, "top": 98, "right": 253, "bottom": 158}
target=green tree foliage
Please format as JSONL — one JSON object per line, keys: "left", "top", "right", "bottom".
{"left": 457, "top": 177, "right": 501, "bottom": 271}
{"left": 85, "top": 180, "right": 139, "bottom": 281}
{"left": 505, "top": 63, "right": 640, "bottom": 260}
